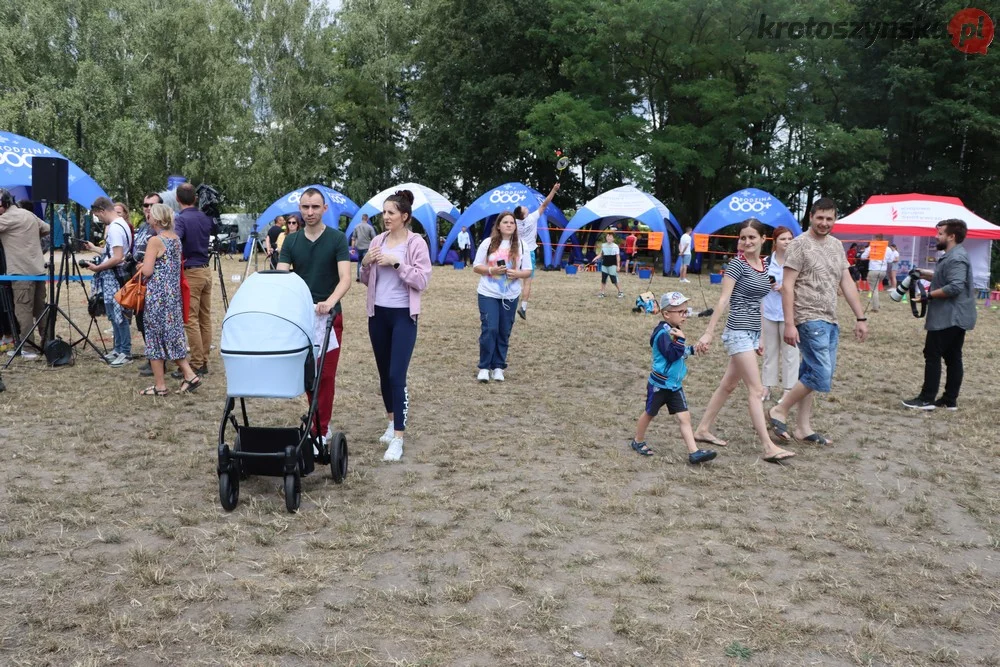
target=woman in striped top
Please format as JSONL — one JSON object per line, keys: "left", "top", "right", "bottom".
{"left": 692, "top": 219, "right": 796, "bottom": 464}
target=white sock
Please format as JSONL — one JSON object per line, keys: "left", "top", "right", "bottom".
{"left": 520, "top": 301, "right": 528, "bottom": 311}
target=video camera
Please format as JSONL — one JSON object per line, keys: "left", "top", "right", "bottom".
{"left": 196, "top": 184, "right": 225, "bottom": 253}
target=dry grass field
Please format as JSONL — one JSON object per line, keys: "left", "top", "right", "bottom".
{"left": 1, "top": 255, "right": 999, "bottom": 666}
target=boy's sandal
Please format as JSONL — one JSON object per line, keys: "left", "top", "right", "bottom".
{"left": 177, "top": 375, "right": 202, "bottom": 394}
{"left": 139, "top": 386, "right": 169, "bottom": 397}
{"left": 630, "top": 440, "right": 654, "bottom": 456}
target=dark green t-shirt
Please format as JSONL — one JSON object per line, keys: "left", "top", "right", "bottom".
{"left": 278, "top": 226, "right": 350, "bottom": 312}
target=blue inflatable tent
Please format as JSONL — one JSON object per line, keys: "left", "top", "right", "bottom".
{"left": 684, "top": 188, "right": 802, "bottom": 273}
{"left": 437, "top": 182, "right": 569, "bottom": 266}
{"left": 243, "top": 185, "right": 359, "bottom": 259}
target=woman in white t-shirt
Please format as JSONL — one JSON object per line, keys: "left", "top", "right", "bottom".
{"left": 590, "top": 231, "right": 623, "bottom": 298}
{"left": 760, "top": 226, "right": 799, "bottom": 403}
{"left": 473, "top": 212, "right": 532, "bottom": 383}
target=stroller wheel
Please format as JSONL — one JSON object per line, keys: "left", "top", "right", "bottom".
{"left": 284, "top": 473, "right": 300, "bottom": 513}
{"left": 219, "top": 472, "right": 239, "bottom": 511}
{"left": 330, "top": 432, "right": 348, "bottom": 484}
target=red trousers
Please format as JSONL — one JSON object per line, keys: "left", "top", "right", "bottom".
{"left": 308, "top": 312, "right": 343, "bottom": 437}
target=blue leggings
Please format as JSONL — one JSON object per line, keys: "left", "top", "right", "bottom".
{"left": 368, "top": 306, "right": 418, "bottom": 432}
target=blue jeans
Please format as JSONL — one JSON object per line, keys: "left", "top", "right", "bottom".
{"left": 356, "top": 248, "right": 368, "bottom": 280}
{"left": 368, "top": 306, "right": 417, "bottom": 432}
{"left": 796, "top": 320, "right": 839, "bottom": 393}
{"left": 112, "top": 316, "right": 132, "bottom": 357}
{"left": 478, "top": 294, "right": 518, "bottom": 370}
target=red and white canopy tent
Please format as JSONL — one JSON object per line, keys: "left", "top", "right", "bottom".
{"left": 833, "top": 194, "right": 1000, "bottom": 289}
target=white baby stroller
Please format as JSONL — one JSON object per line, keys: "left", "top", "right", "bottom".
{"left": 217, "top": 270, "right": 348, "bottom": 512}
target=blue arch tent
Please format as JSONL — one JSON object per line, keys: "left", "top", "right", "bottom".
{"left": 0, "top": 131, "right": 109, "bottom": 246}
{"left": 554, "top": 185, "right": 682, "bottom": 270}
{"left": 437, "top": 182, "right": 569, "bottom": 266}
{"left": 346, "top": 183, "right": 460, "bottom": 262}
{"left": 243, "top": 185, "right": 359, "bottom": 259}
{"left": 685, "top": 188, "right": 801, "bottom": 273}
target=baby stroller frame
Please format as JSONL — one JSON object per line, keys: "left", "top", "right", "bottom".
{"left": 216, "top": 295, "right": 348, "bottom": 513}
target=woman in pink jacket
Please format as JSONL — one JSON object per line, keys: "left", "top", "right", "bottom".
{"left": 359, "top": 190, "right": 432, "bottom": 462}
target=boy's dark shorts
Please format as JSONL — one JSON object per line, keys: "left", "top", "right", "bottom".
{"left": 645, "top": 384, "right": 688, "bottom": 416}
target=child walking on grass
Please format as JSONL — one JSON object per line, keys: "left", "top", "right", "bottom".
{"left": 629, "top": 292, "right": 717, "bottom": 464}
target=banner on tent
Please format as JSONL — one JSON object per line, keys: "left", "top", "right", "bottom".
{"left": 868, "top": 240, "right": 888, "bottom": 261}
{"left": 648, "top": 232, "right": 663, "bottom": 251}
{"left": 694, "top": 234, "right": 709, "bottom": 252}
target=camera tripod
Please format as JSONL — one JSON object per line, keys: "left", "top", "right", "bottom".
{"left": 243, "top": 231, "right": 265, "bottom": 281}
{"left": 3, "top": 203, "right": 107, "bottom": 370}
{"left": 210, "top": 249, "right": 230, "bottom": 310}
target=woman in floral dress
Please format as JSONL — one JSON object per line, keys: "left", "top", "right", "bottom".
{"left": 138, "top": 204, "right": 201, "bottom": 396}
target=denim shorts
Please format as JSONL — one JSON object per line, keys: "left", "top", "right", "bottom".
{"left": 681, "top": 253, "right": 692, "bottom": 267}
{"left": 721, "top": 328, "right": 760, "bottom": 356}
{"left": 797, "top": 320, "right": 840, "bottom": 393}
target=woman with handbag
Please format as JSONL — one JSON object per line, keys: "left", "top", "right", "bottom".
{"left": 136, "top": 203, "right": 201, "bottom": 395}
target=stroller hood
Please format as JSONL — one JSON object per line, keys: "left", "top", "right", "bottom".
{"left": 221, "top": 271, "right": 315, "bottom": 354}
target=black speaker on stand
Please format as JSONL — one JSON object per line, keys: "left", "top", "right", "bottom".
{"left": 3, "top": 157, "right": 107, "bottom": 369}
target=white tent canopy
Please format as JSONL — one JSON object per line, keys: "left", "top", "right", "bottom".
{"left": 346, "top": 182, "right": 460, "bottom": 261}
{"left": 833, "top": 194, "right": 1000, "bottom": 289}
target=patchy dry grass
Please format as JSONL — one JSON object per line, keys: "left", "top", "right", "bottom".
{"left": 1, "top": 256, "right": 999, "bottom": 665}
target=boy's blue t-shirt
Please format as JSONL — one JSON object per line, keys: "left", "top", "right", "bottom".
{"left": 648, "top": 321, "right": 694, "bottom": 391}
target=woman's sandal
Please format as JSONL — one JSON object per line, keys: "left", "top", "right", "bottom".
{"left": 177, "top": 375, "right": 202, "bottom": 394}
{"left": 139, "top": 385, "right": 169, "bottom": 397}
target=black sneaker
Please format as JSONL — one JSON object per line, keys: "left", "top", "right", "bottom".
{"left": 902, "top": 396, "right": 936, "bottom": 410}
{"left": 195, "top": 365, "right": 209, "bottom": 376}
{"left": 517, "top": 307, "right": 526, "bottom": 321}
{"left": 934, "top": 398, "right": 958, "bottom": 411}
{"left": 170, "top": 369, "right": 184, "bottom": 380}
{"left": 138, "top": 362, "right": 153, "bottom": 377}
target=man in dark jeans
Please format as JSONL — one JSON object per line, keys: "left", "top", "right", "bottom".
{"left": 902, "top": 219, "right": 977, "bottom": 411}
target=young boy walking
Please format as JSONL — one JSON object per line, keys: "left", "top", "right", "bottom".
{"left": 629, "top": 292, "right": 717, "bottom": 464}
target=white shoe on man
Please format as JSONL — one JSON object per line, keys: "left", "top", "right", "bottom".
{"left": 383, "top": 437, "right": 403, "bottom": 462}
{"left": 477, "top": 369, "right": 490, "bottom": 383}
{"left": 109, "top": 353, "right": 132, "bottom": 368}
{"left": 491, "top": 368, "right": 505, "bottom": 382}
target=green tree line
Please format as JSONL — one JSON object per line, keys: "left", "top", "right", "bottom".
{"left": 2, "top": 0, "right": 998, "bottom": 246}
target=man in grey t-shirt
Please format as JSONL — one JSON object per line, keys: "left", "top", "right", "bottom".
{"left": 351, "top": 213, "right": 376, "bottom": 282}
{"left": 902, "top": 219, "right": 977, "bottom": 411}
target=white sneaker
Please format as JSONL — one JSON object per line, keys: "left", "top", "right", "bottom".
{"left": 680, "top": 278, "right": 691, "bottom": 283}
{"left": 477, "top": 369, "right": 490, "bottom": 383}
{"left": 103, "top": 351, "right": 119, "bottom": 362}
{"left": 383, "top": 436, "right": 403, "bottom": 461}
{"left": 379, "top": 421, "right": 394, "bottom": 445}
{"left": 491, "top": 368, "right": 505, "bottom": 382}
{"left": 109, "top": 353, "right": 133, "bottom": 368}
{"left": 20, "top": 350, "right": 39, "bottom": 360}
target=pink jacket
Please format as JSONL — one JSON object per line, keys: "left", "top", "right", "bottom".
{"left": 360, "top": 230, "right": 432, "bottom": 318}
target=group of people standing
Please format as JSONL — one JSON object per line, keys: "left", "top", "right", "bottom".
{"left": 83, "top": 184, "right": 214, "bottom": 391}
{"left": 631, "top": 197, "right": 979, "bottom": 463}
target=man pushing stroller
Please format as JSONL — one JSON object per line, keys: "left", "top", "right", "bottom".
{"left": 276, "top": 188, "right": 352, "bottom": 445}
